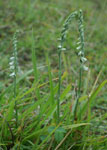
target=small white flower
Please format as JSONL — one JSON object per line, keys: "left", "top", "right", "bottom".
{"left": 77, "top": 41, "right": 81, "bottom": 45}
{"left": 13, "top": 40, "right": 17, "bottom": 44}
{"left": 10, "top": 57, "right": 14, "bottom": 60}
{"left": 78, "top": 51, "right": 84, "bottom": 56}
{"left": 38, "top": 105, "right": 40, "bottom": 109}
{"left": 10, "top": 72, "right": 15, "bottom": 77}
{"left": 9, "top": 61, "right": 14, "bottom": 66}
{"left": 76, "top": 46, "right": 81, "bottom": 50}
{"left": 83, "top": 65, "right": 88, "bottom": 71}
{"left": 58, "top": 45, "right": 62, "bottom": 48}
{"left": 10, "top": 66, "right": 14, "bottom": 69}
{"left": 62, "top": 48, "right": 66, "bottom": 51}
{"left": 14, "top": 43, "right": 17, "bottom": 48}
{"left": 80, "top": 25, "right": 84, "bottom": 28}
{"left": 81, "top": 57, "right": 87, "bottom": 63}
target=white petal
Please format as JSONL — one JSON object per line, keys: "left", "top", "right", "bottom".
{"left": 9, "top": 61, "right": 14, "bottom": 65}
{"left": 62, "top": 48, "right": 66, "bottom": 51}
{"left": 83, "top": 65, "right": 88, "bottom": 71}
{"left": 58, "top": 45, "right": 62, "bottom": 49}
{"left": 80, "top": 25, "right": 84, "bottom": 28}
{"left": 81, "top": 57, "right": 87, "bottom": 63}
{"left": 77, "top": 41, "right": 81, "bottom": 45}
{"left": 78, "top": 51, "right": 84, "bottom": 56}
{"left": 10, "top": 57, "right": 14, "bottom": 60}
{"left": 76, "top": 46, "right": 81, "bottom": 50}
{"left": 10, "top": 66, "right": 14, "bottom": 69}
{"left": 10, "top": 72, "right": 15, "bottom": 77}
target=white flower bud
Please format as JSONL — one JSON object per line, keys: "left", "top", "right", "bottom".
{"left": 58, "top": 45, "right": 62, "bottom": 49}
{"left": 10, "top": 72, "right": 15, "bottom": 77}
{"left": 78, "top": 51, "right": 84, "bottom": 56}
{"left": 76, "top": 46, "right": 81, "bottom": 50}
{"left": 80, "top": 25, "right": 84, "bottom": 28}
{"left": 9, "top": 61, "right": 14, "bottom": 66}
{"left": 83, "top": 65, "right": 88, "bottom": 71}
{"left": 10, "top": 57, "right": 14, "bottom": 60}
{"left": 62, "top": 48, "right": 66, "bottom": 51}
{"left": 10, "top": 66, "right": 14, "bottom": 69}
{"left": 77, "top": 41, "right": 81, "bottom": 45}
{"left": 81, "top": 57, "right": 87, "bottom": 63}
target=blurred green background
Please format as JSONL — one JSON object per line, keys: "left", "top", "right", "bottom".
{"left": 0, "top": 1, "right": 107, "bottom": 149}
{"left": 0, "top": 0, "right": 107, "bottom": 86}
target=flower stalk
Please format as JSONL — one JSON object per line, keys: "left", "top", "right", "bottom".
{"left": 10, "top": 31, "right": 19, "bottom": 127}
{"left": 57, "top": 10, "right": 88, "bottom": 123}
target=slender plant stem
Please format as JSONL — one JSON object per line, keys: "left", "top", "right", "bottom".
{"left": 57, "top": 50, "right": 62, "bottom": 123}
{"left": 14, "top": 75, "right": 18, "bottom": 128}
{"left": 78, "top": 66, "right": 82, "bottom": 95}
{"left": 13, "top": 31, "right": 18, "bottom": 128}
{"left": 73, "top": 66, "right": 82, "bottom": 122}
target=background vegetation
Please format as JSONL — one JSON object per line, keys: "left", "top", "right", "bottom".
{"left": 0, "top": 0, "right": 107, "bottom": 149}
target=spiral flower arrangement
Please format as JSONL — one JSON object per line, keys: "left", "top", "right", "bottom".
{"left": 57, "top": 10, "right": 88, "bottom": 123}
{"left": 9, "top": 30, "right": 19, "bottom": 127}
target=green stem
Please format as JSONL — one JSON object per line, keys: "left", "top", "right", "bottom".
{"left": 14, "top": 44, "right": 18, "bottom": 128}
{"left": 57, "top": 51, "right": 62, "bottom": 124}
{"left": 72, "top": 66, "right": 82, "bottom": 123}
{"left": 78, "top": 66, "right": 82, "bottom": 96}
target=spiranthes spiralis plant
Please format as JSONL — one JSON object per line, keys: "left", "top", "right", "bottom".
{"left": 9, "top": 30, "right": 19, "bottom": 128}
{"left": 73, "top": 10, "right": 88, "bottom": 122}
{"left": 57, "top": 10, "right": 88, "bottom": 123}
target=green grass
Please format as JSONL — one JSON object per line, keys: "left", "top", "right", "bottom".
{"left": 0, "top": 0, "right": 107, "bottom": 149}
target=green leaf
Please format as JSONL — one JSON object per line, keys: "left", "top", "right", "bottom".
{"left": 78, "top": 80, "right": 107, "bottom": 119}
{"left": 56, "top": 127, "right": 66, "bottom": 133}
{"left": 40, "top": 135, "right": 48, "bottom": 141}
{"left": 55, "top": 131, "right": 64, "bottom": 142}
{"left": 48, "top": 126, "right": 55, "bottom": 133}
{"left": 54, "top": 127, "right": 66, "bottom": 142}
